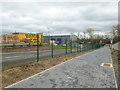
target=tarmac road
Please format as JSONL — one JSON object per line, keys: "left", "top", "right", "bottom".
{"left": 2, "top": 48, "right": 83, "bottom": 63}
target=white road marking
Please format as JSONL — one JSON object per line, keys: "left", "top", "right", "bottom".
{"left": 13, "top": 56, "right": 20, "bottom": 57}
{"left": 5, "top": 56, "right": 20, "bottom": 58}
{"left": 5, "top": 57, "right": 12, "bottom": 58}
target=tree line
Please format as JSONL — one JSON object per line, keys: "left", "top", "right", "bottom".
{"left": 78, "top": 24, "right": 120, "bottom": 44}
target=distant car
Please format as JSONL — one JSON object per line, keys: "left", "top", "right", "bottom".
{"left": 23, "top": 38, "right": 32, "bottom": 43}
{"left": 62, "top": 44, "right": 66, "bottom": 46}
{"left": 79, "top": 42, "right": 85, "bottom": 44}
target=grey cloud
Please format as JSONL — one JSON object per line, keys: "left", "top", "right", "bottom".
{"left": 82, "top": 4, "right": 117, "bottom": 22}
{"left": 0, "top": 2, "right": 118, "bottom": 34}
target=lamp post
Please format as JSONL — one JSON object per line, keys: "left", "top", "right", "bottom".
{"left": 83, "top": 32, "right": 86, "bottom": 51}
{"left": 47, "top": 28, "right": 51, "bottom": 45}
{"left": 77, "top": 32, "right": 79, "bottom": 52}
{"left": 51, "top": 36, "right": 54, "bottom": 58}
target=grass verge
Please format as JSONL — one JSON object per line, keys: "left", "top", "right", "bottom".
{"left": 53, "top": 45, "right": 70, "bottom": 49}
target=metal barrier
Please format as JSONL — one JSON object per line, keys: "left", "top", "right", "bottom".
{"left": 112, "top": 42, "right": 120, "bottom": 51}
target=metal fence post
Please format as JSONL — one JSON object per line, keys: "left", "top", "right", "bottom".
{"left": 70, "top": 40, "right": 72, "bottom": 53}
{"left": 92, "top": 43, "right": 93, "bottom": 49}
{"left": 66, "top": 39, "right": 67, "bottom": 54}
{"left": 51, "top": 37, "right": 54, "bottom": 58}
{"left": 13, "top": 43, "right": 16, "bottom": 48}
{"left": 37, "top": 34, "right": 39, "bottom": 62}
{"left": 83, "top": 43, "right": 85, "bottom": 51}
{"left": 77, "top": 41, "right": 78, "bottom": 52}
{"left": 87, "top": 43, "right": 88, "bottom": 51}
{"left": 90, "top": 43, "right": 92, "bottom": 50}
{"left": 80, "top": 43, "right": 81, "bottom": 52}
{"left": 93, "top": 43, "right": 94, "bottom": 49}
{"left": 84, "top": 43, "right": 86, "bottom": 51}
{"left": 86, "top": 43, "right": 87, "bottom": 51}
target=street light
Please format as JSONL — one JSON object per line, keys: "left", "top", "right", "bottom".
{"left": 83, "top": 32, "right": 86, "bottom": 51}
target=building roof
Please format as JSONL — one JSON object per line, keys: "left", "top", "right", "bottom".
{"left": 44, "top": 33, "right": 76, "bottom": 36}
{"left": 13, "top": 32, "right": 43, "bottom": 34}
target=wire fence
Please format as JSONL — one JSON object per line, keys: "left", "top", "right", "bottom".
{"left": 36, "top": 39, "right": 105, "bottom": 62}
{"left": 2, "top": 36, "right": 105, "bottom": 69}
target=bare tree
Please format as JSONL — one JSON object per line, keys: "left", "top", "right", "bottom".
{"left": 112, "top": 25, "right": 118, "bottom": 37}
{"left": 86, "top": 28, "right": 94, "bottom": 39}
{"left": 112, "top": 24, "right": 120, "bottom": 43}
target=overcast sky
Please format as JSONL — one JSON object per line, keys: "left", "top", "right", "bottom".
{"left": 0, "top": 2, "right": 118, "bottom": 34}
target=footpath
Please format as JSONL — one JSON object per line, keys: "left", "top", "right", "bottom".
{"left": 5, "top": 46, "right": 117, "bottom": 88}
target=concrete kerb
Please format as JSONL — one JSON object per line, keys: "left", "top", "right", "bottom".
{"left": 4, "top": 48, "right": 100, "bottom": 88}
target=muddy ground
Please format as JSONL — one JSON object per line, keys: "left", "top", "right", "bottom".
{"left": 111, "top": 49, "right": 120, "bottom": 87}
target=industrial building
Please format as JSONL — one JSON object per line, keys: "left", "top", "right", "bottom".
{"left": 43, "top": 34, "right": 78, "bottom": 44}
{"left": 0, "top": 34, "right": 19, "bottom": 44}
{"left": 13, "top": 32, "right": 43, "bottom": 43}
{"left": 1, "top": 32, "right": 43, "bottom": 44}
{"left": 1, "top": 33, "right": 77, "bottom": 44}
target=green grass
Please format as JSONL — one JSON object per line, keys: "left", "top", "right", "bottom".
{"left": 52, "top": 45, "right": 70, "bottom": 50}
{"left": 2, "top": 44, "right": 78, "bottom": 51}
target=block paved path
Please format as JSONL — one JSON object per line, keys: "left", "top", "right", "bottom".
{"left": 6, "top": 46, "right": 117, "bottom": 88}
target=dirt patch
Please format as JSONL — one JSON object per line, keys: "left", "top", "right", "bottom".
{"left": 2, "top": 49, "right": 96, "bottom": 88}
{"left": 111, "top": 49, "right": 120, "bottom": 87}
